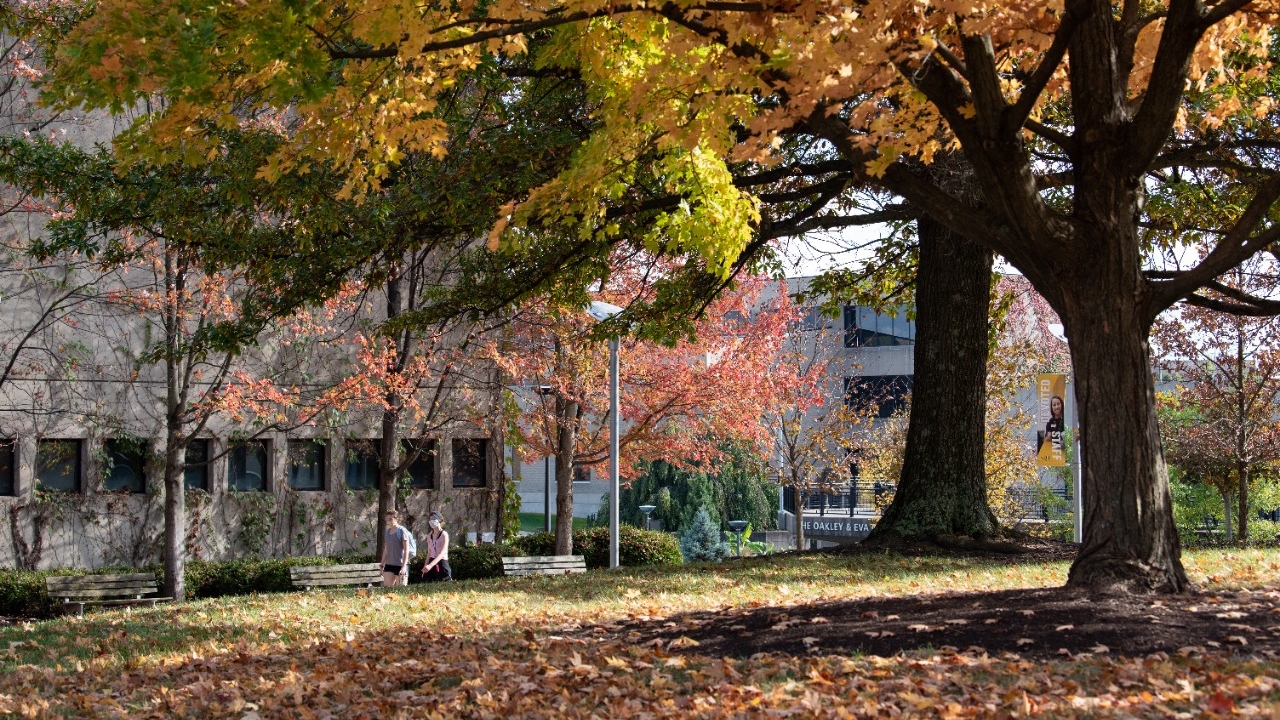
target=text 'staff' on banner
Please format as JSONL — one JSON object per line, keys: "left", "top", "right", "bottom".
{"left": 1036, "top": 373, "right": 1067, "bottom": 467}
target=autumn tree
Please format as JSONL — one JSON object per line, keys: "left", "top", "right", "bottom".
{"left": 495, "top": 270, "right": 791, "bottom": 555}
{"left": 1155, "top": 261, "right": 1280, "bottom": 544}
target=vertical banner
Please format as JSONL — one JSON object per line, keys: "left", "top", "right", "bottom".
{"left": 1036, "top": 373, "right": 1068, "bottom": 467}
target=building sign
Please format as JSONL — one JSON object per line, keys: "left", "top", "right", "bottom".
{"left": 1036, "top": 373, "right": 1067, "bottom": 467}
{"left": 802, "top": 516, "right": 875, "bottom": 542}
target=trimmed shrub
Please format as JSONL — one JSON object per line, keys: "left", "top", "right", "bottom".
{"left": 409, "top": 543, "right": 518, "bottom": 581}
{"left": 0, "top": 569, "right": 76, "bottom": 618}
{"left": 680, "top": 507, "right": 728, "bottom": 562}
{"left": 185, "top": 556, "right": 339, "bottom": 600}
{"left": 513, "top": 528, "right": 682, "bottom": 569}
{"left": 511, "top": 531, "right": 555, "bottom": 557}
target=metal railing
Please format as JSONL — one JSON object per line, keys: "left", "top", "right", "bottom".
{"left": 784, "top": 483, "right": 1070, "bottom": 522}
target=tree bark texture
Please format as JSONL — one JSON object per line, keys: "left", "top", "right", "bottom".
{"left": 554, "top": 395, "right": 580, "bottom": 556}
{"left": 161, "top": 436, "right": 186, "bottom": 601}
{"left": 1061, "top": 270, "right": 1189, "bottom": 592}
{"left": 868, "top": 213, "right": 998, "bottom": 543}
{"left": 376, "top": 269, "right": 406, "bottom": 560}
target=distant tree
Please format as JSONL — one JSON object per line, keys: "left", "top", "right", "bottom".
{"left": 678, "top": 507, "right": 728, "bottom": 563}
{"left": 620, "top": 443, "right": 777, "bottom": 535}
{"left": 494, "top": 269, "right": 792, "bottom": 555}
{"left": 1155, "top": 260, "right": 1280, "bottom": 544}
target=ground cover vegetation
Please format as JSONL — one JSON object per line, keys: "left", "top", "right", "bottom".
{"left": 2, "top": 548, "right": 1279, "bottom": 718}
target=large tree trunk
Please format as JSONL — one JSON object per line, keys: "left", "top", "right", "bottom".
{"left": 1062, "top": 272, "right": 1189, "bottom": 592}
{"left": 868, "top": 213, "right": 998, "bottom": 544}
{"left": 793, "top": 478, "right": 806, "bottom": 551}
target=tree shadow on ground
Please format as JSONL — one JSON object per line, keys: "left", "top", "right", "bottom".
{"left": 607, "top": 583, "right": 1280, "bottom": 661}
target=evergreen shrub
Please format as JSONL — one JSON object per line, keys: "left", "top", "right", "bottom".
{"left": 680, "top": 508, "right": 728, "bottom": 562}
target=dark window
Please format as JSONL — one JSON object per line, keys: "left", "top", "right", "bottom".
{"left": 844, "top": 305, "right": 916, "bottom": 348}
{"left": 229, "top": 441, "right": 269, "bottom": 492}
{"left": 287, "top": 440, "right": 326, "bottom": 491}
{"left": 0, "top": 440, "right": 14, "bottom": 496}
{"left": 404, "top": 439, "right": 436, "bottom": 489}
{"left": 846, "top": 375, "right": 914, "bottom": 418}
{"left": 37, "top": 439, "right": 81, "bottom": 492}
{"left": 452, "top": 438, "right": 487, "bottom": 488}
{"left": 345, "top": 440, "right": 379, "bottom": 490}
{"left": 573, "top": 466, "right": 592, "bottom": 483}
{"left": 104, "top": 439, "right": 148, "bottom": 493}
{"left": 184, "top": 439, "right": 210, "bottom": 491}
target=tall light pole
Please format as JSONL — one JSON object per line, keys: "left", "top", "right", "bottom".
{"left": 587, "top": 300, "right": 624, "bottom": 569}
{"left": 1048, "top": 323, "right": 1083, "bottom": 544}
{"left": 535, "top": 385, "right": 555, "bottom": 534}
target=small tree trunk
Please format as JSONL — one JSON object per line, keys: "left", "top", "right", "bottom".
{"left": 868, "top": 213, "right": 998, "bottom": 544}
{"left": 376, "top": 268, "right": 406, "bottom": 559}
{"left": 1237, "top": 465, "right": 1251, "bottom": 544}
{"left": 554, "top": 396, "right": 580, "bottom": 555}
{"left": 161, "top": 434, "right": 186, "bottom": 601}
{"left": 793, "top": 481, "right": 806, "bottom": 551}
{"left": 1222, "top": 490, "right": 1234, "bottom": 542}
{"left": 1062, "top": 275, "right": 1189, "bottom": 592}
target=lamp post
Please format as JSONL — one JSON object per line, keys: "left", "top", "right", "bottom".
{"left": 535, "top": 385, "right": 555, "bottom": 534}
{"left": 728, "top": 520, "right": 749, "bottom": 557}
{"left": 1047, "top": 324, "right": 1083, "bottom": 544}
{"left": 638, "top": 504, "right": 656, "bottom": 531}
{"left": 586, "top": 300, "right": 624, "bottom": 569}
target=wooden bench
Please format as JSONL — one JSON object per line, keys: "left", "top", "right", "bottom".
{"left": 289, "top": 563, "right": 384, "bottom": 591}
{"left": 45, "top": 573, "right": 172, "bottom": 616}
{"left": 502, "top": 555, "right": 587, "bottom": 577}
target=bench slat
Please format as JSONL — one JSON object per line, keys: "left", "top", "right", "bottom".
{"left": 290, "top": 564, "right": 382, "bottom": 578}
{"left": 50, "top": 587, "right": 159, "bottom": 599}
{"left": 502, "top": 555, "right": 585, "bottom": 565}
{"left": 502, "top": 555, "right": 587, "bottom": 577}
{"left": 46, "top": 574, "right": 157, "bottom": 588}
{"left": 294, "top": 577, "right": 382, "bottom": 588}
{"left": 291, "top": 563, "right": 384, "bottom": 590}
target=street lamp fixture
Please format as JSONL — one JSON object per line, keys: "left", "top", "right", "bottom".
{"left": 638, "top": 504, "right": 656, "bottom": 531}
{"left": 727, "top": 520, "right": 749, "bottom": 557}
{"left": 585, "top": 300, "right": 624, "bottom": 568}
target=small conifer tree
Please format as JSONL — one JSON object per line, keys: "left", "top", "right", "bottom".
{"left": 679, "top": 507, "right": 728, "bottom": 562}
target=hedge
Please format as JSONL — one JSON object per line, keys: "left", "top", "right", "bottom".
{"left": 512, "top": 527, "right": 682, "bottom": 569}
{"left": 0, "top": 529, "right": 680, "bottom": 618}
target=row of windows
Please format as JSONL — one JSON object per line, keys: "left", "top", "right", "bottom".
{"left": 0, "top": 437, "right": 490, "bottom": 496}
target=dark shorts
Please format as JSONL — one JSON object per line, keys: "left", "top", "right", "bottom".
{"left": 383, "top": 564, "right": 403, "bottom": 575}
{"left": 423, "top": 559, "right": 452, "bottom": 582}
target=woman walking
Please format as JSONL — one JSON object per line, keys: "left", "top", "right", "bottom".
{"left": 421, "top": 511, "right": 451, "bottom": 582}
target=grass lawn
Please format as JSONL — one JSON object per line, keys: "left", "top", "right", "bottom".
{"left": 1, "top": 548, "right": 1278, "bottom": 717}
{"left": 517, "top": 511, "right": 592, "bottom": 532}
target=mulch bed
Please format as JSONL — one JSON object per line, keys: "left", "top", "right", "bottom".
{"left": 603, "top": 543, "right": 1280, "bottom": 660}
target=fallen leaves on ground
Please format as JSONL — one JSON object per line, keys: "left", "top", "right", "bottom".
{"left": 0, "top": 547, "right": 1278, "bottom": 717}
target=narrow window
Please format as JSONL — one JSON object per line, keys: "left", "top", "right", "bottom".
{"left": 36, "top": 439, "right": 81, "bottom": 492}
{"left": 404, "top": 439, "right": 436, "bottom": 489}
{"left": 452, "top": 438, "right": 488, "bottom": 488}
{"left": 0, "top": 440, "right": 15, "bottom": 496}
{"left": 229, "top": 440, "right": 269, "bottom": 492}
{"left": 345, "top": 440, "right": 379, "bottom": 490}
{"left": 287, "top": 440, "right": 326, "bottom": 491}
{"left": 104, "top": 439, "right": 148, "bottom": 493}
{"left": 184, "top": 439, "right": 210, "bottom": 491}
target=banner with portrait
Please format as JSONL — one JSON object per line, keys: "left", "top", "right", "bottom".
{"left": 1035, "top": 373, "right": 1068, "bottom": 467}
